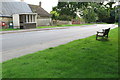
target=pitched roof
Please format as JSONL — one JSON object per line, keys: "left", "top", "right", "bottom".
{"left": 0, "top": 1, "right": 33, "bottom": 17}
{"left": 0, "top": 0, "right": 15, "bottom": 2}
{"left": 29, "top": 4, "right": 51, "bottom": 17}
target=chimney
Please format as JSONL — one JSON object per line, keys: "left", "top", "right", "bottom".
{"left": 39, "top": 2, "right": 41, "bottom": 7}
{"left": 21, "top": 0, "right": 24, "bottom": 2}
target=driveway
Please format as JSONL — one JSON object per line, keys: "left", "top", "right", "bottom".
{"left": 1, "top": 24, "right": 117, "bottom": 62}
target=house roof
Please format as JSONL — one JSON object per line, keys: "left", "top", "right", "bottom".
{"left": 0, "top": 1, "right": 33, "bottom": 17}
{"left": 0, "top": 0, "right": 16, "bottom": 2}
{"left": 29, "top": 4, "right": 51, "bottom": 17}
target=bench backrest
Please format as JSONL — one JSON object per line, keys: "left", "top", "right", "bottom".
{"left": 103, "top": 28, "right": 110, "bottom": 36}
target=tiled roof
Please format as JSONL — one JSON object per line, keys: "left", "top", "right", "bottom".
{"left": 0, "top": 0, "right": 15, "bottom": 2}
{"left": 29, "top": 4, "right": 51, "bottom": 17}
{"left": 0, "top": 1, "right": 33, "bottom": 17}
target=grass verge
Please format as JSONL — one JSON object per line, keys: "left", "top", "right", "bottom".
{"left": 37, "top": 23, "right": 95, "bottom": 28}
{"left": 0, "top": 28, "right": 20, "bottom": 31}
{"left": 2, "top": 27, "right": 118, "bottom": 78}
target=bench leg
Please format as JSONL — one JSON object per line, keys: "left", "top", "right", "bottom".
{"left": 107, "top": 35, "right": 108, "bottom": 38}
{"left": 96, "top": 35, "right": 98, "bottom": 40}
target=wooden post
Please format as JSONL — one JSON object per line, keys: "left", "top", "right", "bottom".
{"left": 118, "top": 4, "right": 120, "bottom": 27}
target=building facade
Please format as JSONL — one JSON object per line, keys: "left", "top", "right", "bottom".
{"left": 0, "top": 0, "right": 37, "bottom": 29}
{"left": 13, "top": 13, "right": 37, "bottom": 29}
{"left": 29, "top": 2, "right": 52, "bottom": 26}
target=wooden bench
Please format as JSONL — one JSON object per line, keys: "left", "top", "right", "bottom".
{"left": 96, "top": 28, "right": 110, "bottom": 40}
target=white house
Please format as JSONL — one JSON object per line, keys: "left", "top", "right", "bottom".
{"left": 0, "top": 0, "right": 37, "bottom": 29}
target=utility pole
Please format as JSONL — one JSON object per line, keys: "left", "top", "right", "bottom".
{"left": 118, "top": 5, "right": 120, "bottom": 27}
{"left": 118, "top": 2, "right": 120, "bottom": 27}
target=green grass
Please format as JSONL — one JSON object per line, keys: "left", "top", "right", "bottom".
{"left": 2, "top": 27, "right": 118, "bottom": 78}
{"left": 115, "top": 23, "right": 118, "bottom": 25}
{"left": 0, "top": 28, "right": 20, "bottom": 31}
{"left": 0, "top": 63, "right": 1, "bottom": 79}
{"left": 37, "top": 23, "right": 95, "bottom": 28}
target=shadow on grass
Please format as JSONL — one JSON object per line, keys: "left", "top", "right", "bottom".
{"left": 96, "top": 38, "right": 109, "bottom": 42}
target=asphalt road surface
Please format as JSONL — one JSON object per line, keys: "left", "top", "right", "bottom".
{"left": 1, "top": 24, "right": 117, "bottom": 62}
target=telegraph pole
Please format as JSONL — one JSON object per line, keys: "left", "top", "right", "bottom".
{"left": 118, "top": 2, "right": 120, "bottom": 27}
{"left": 118, "top": 5, "right": 120, "bottom": 27}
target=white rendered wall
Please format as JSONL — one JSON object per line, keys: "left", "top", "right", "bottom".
{"left": 13, "top": 14, "right": 20, "bottom": 28}
{"left": 37, "top": 18, "right": 52, "bottom": 26}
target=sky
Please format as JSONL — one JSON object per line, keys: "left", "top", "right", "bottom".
{"left": 16, "top": 0, "right": 58, "bottom": 13}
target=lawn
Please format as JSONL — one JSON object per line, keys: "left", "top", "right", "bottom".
{"left": 0, "top": 28, "right": 20, "bottom": 31}
{"left": 37, "top": 23, "right": 95, "bottom": 29}
{"left": 2, "top": 27, "right": 118, "bottom": 78}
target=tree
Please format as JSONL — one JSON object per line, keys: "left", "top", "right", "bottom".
{"left": 95, "top": 7, "right": 110, "bottom": 22}
{"left": 105, "top": 2, "right": 116, "bottom": 10}
{"left": 50, "top": 11, "right": 59, "bottom": 20}
{"left": 114, "top": 5, "right": 120, "bottom": 24}
{"left": 79, "top": 2, "right": 98, "bottom": 23}
{"left": 104, "top": 2, "right": 116, "bottom": 23}
{"left": 83, "top": 8, "right": 97, "bottom": 23}
{"left": 51, "top": 2, "right": 117, "bottom": 23}
{"left": 52, "top": 2, "right": 78, "bottom": 21}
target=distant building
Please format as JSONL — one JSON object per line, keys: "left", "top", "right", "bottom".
{"left": 0, "top": 0, "right": 37, "bottom": 29}
{"left": 29, "top": 2, "right": 52, "bottom": 26}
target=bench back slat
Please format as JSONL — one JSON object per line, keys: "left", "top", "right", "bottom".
{"left": 103, "top": 28, "right": 110, "bottom": 36}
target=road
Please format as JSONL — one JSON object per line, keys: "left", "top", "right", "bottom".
{"left": 1, "top": 24, "right": 117, "bottom": 62}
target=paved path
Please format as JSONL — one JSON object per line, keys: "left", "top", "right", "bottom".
{"left": 0, "top": 24, "right": 118, "bottom": 62}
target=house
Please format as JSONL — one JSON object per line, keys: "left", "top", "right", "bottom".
{"left": 29, "top": 2, "right": 52, "bottom": 26}
{"left": 0, "top": 0, "right": 37, "bottom": 29}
